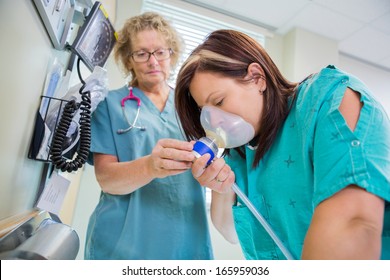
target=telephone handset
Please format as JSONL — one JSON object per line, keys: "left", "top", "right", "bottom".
{"left": 49, "top": 1, "right": 116, "bottom": 172}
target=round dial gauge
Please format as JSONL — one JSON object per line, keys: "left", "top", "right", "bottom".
{"left": 90, "top": 20, "right": 113, "bottom": 65}
{"left": 71, "top": 3, "right": 116, "bottom": 71}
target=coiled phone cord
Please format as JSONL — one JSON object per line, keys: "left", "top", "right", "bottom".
{"left": 50, "top": 58, "right": 91, "bottom": 172}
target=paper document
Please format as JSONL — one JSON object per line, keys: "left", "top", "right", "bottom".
{"left": 36, "top": 172, "right": 70, "bottom": 215}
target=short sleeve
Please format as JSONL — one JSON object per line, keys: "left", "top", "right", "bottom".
{"left": 312, "top": 75, "right": 390, "bottom": 206}
{"left": 89, "top": 98, "right": 117, "bottom": 164}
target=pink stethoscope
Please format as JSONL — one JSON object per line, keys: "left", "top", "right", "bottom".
{"left": 117, "top": 87, "right": 146, "bottom": 134}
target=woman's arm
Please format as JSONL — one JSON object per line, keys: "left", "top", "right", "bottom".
{"left": 192, "top": 154, "right": 239, "bottom": 243}
{"left": 302, "top": 185, "right": 384, "bottom": 259}
{"left": 210, "top": 189, "right": 239, "bottom": 244}
{"left": 303, "top": 87, "right": 384, "bottom": 259}
{"left": 94, "top": 138, "right": 195, "bottom": 195}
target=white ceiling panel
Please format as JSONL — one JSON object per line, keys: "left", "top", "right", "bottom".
{"left": 185, "top": 0, "right": 309, "bottom": 28}
{"left": 222, "top": 0, "right": 309, "bottom": 28}
{"left": 371, "top": 12, "right": 390, "bottom": 35}
{"left": 313, "top": 0, "right": 390, "bottom": 23}
{"left": 182, "top": 0, "right": 390, "bottom": 71}
{"left": 339, "top": 26, "right": 390, "bottom": 62}
{"left": 380, "top": 56, "right": 390, "bottom": 69}
{"left": 277, "top": 3, "right": 363, "bottom": 40}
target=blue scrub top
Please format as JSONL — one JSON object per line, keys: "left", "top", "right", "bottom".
{"left": 84, "top": 86, "right": 213, "bottom": 260}
{"left": 227, "top": 65, "right": 390, "bottom": 260}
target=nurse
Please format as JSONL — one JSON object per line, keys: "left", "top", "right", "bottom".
{"left": 84, "top": 12, "right": 213, "bottom": 260}
{"left": 174, "top": 29, "right": 390, "bottom": 259}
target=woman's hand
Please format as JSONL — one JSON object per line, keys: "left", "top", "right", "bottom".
{"left": 149, "top": 138, "right": 196, "bottom": 178}
{"left": 191, "top": 153, "right": 235, "bottom": 192}
{"left": 192, "top": 153, "right": 238, "bottom": 243}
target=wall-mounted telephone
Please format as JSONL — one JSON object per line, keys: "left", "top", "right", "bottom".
{"left": 29, "top": 1, "right": 117, "bottom": 172}
{"left": 49, "top": 1, "right": 116, "bottom": 172}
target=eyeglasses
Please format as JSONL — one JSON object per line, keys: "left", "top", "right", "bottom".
{"left": 131, "top": 48, "right": 173, "bottom": 63}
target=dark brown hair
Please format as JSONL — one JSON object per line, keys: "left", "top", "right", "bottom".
{"left": 175, "top": 29, "right": 298, "bottom": 167}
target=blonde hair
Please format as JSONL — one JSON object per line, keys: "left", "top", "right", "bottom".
{"left": 114, "top": 12, "right": 183, "bottom": 86}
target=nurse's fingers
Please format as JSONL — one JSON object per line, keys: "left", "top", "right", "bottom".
{"left": 157, "top": 138, "right": 194, "bottom": 151}
{"left": 159, "top": 158, "right": 193, "bottom": 170}
{"left": 154, "top": 139, "right": 195, "bottom": 162}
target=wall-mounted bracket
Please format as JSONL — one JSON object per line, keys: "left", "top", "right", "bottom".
{"left": 33, "top": 0, "right": 76, "bottom": 50}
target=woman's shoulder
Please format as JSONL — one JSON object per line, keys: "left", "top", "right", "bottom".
{"left": 308, "top": 65, "right": 369, "bottom": 91}
{"left": 296, "top": 65, "right": 371, "bottom": 104}
{"left": 306, "top": 65, "right": 348, "bottom": 86}
{"left": 108, "top": 85, "right": 129, "bottom": 95}
{"left": 103, "top": 85, "right": 129, "bottom": 102}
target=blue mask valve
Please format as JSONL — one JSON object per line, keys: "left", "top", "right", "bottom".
{"left": 192, "top": 137, "right": 219, "bottom": 165}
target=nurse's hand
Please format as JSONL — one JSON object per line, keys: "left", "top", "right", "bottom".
{"left": 149, "top": 138, "right": 195, "bottom": 178}
{"left": 191, "top": 154, "right": 235, "bottom": 193}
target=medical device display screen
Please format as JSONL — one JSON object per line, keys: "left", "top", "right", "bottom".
{"left": 71, "top": 2, "right": 116, "bottom": 71}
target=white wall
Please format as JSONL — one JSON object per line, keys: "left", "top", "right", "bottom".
{"left": 281, "top": 27, "right": 339, "bottom": 82}
{"left": 0, "top": 0, "right": 70, "bottom": 220}
{"left": 0, "top": 0, "right": 95, "bottom": 226}
{"left": 339, "top": 55, "right": 390, "bottom": 115}
{"left": 270, "top": 26, "right": 390, "bottom": 113}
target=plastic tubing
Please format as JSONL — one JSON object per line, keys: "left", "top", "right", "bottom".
{"left": 231, "top": 182, "right": 294, "bottom": 260}
{"left": 193, "top": 137, "right": 294, "bottom": 260}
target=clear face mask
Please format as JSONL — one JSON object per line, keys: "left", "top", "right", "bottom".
{"left": 192, "top": 105, "right": 255, "bottom": 164}
{"left": 200, "top": 105, "right": 255, "bottom": 149}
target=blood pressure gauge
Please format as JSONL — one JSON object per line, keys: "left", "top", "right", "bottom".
{"left": 71, "top": 1, "right": 117, "bottom": 71}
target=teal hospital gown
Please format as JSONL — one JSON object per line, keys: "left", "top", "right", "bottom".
{"left": 84, "top": 86, "right": 213, "bottom": 260}
{"left": 227, "top": 65, "right": 390, "bottom": 260}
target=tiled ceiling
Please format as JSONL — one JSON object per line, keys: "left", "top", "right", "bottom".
{"left": 183, "top": 0, "right": 390, "bottom": 71}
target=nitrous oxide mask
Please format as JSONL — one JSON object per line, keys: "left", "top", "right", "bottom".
{"left": 192, "top": 105, "right": 255, "bottom": 164}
